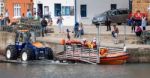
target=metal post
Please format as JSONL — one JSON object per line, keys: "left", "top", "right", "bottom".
{"left": 123, "top": 24, "right": 127, "bottom": 52}
{"left": 74, "top": 0, "right": 77, "bottom": 24}
{"left": 34, "top": 0, "right": 38, "bottom": 20}
{"left": 96, "top": 24, "right": 100, "bottom": 63}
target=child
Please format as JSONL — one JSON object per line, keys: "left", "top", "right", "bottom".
{"left": 135, "top": 25, "right": 142, "bottom": 37}
{"left": 141, "top": 15, "right": 147, "bottom": 31}
{"left": 66, "top": 29, "right": 71, "bottom": 40}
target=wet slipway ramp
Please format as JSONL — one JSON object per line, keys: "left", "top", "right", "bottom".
{"left": 0, "top": 55, "right": 70, "bottom": 65}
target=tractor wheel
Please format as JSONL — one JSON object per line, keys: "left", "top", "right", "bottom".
{"left": 5, "top": 45, "right": 17, "bottom": 60}
{"left": 21, "top": 48, "right": 33, "bottom": 61}
{"left": 45, "top": 47, "right": 54, "bottom": 60}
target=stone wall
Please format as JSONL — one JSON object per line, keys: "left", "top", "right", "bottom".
{"left": 127, "top": 48, "right": 150, "bottom": 63}
{"left": 0, "top": 32, "right": 15, "bottom": 55}
{"left": 0, "top": 31, "right": 150, "bottom": 63}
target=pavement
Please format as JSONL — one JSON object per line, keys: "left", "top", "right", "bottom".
{"left": 36, "top": 25, "right": 150, "bottom": 49}
{"left": 48, "top": 24, "right": 150, "bottom": 35}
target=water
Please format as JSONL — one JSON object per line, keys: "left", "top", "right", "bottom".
{"left": 0, "top": 63, "right": 150, "bottom": 78}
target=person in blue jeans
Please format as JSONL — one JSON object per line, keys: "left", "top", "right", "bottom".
{"left": 74, "top": 22, "right": 79, "bottom": 38}
{"left": 41, "top": 17, "right": 48, "bottom": 37}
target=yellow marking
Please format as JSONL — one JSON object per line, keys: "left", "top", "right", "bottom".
{"left": 18, "top": 30, "right": 29, "bottom": 32}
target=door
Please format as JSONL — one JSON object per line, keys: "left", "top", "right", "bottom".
{"left": 38, "top": 4, "right": 43, "bottom": 18}
{"left": 54, "top": 4, "right": 61, "bottom": 16}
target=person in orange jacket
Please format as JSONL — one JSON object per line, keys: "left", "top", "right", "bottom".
{"left": 134, "top": 10, "right": 143, "bottom": 26}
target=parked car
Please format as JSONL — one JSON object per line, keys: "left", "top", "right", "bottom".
{"left": 92, "top": 9, "right": 129, "bottom": 25}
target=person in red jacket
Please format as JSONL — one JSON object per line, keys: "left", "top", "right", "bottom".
{"left": 134, "top": 10, "right": 143, "bottom": 26}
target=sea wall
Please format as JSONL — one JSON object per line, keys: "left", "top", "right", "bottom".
{"left": 0, "top": 31, "right": 15, "bottom": 55}
{"left": 0, "top": 31, "right": 150, "bottom": 63}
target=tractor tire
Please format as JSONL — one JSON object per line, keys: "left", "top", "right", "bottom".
{"left": 45, "top": 47, "right": 54, "bottom": 60}
{"left": 5, "top": 45, "right": 17, "bottom": 60}
{"left": 21, "top": 48, "right": 33, "bottom": 61}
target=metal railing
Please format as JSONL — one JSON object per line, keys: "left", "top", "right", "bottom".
{"left": 62, "top": 44, "right": 124, "bottom": 64}
{"left": 64, "top": 44, "right": 98, "bottom": 64}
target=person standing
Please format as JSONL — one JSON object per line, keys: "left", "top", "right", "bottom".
{"left": 41, "top": 17, "right": 48, "bottom": 37}
{"left": 77, "top": 22, "right": 84, "bottom": 38}
{"left": 74, "top": 22, "right": 79, "bottom": 38}
{"left": 26, "top": 9, "right": 32, "bottom": 19}
{"left": 57, "top": 15, "right": 63, "bottom": 33}
{"left": 131, "top": 16, "right": 136, "bottom": 32}
{"left": 105, "top": 13, "right": 111, "bottom": 31}
{"left": 141, "top": 15, "right": 147, "bottom": 31}
{"left": 4, "top": 9, "right": 9, "bottom": 25}
{"left": 134, "top": 10, "right": 142, "bottom": 26}
{"left": 66, "top": 29, "right": 71, "bottom": 40}
{"left": 112, "top": 25, "right": 119, "bottom": 44}
{"left": 0, "top": 14, "right": 3, "bottom": 26}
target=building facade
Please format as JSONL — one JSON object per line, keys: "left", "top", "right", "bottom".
{"left": 34, "top": 0, "right": 74, "bottom": 26}
{"left": 76, "top": 0, "right": 129, "bottom": 25}
{"left": 34, "top": 0, "right": 129, "bottom": 26}
{"left": 0, "top": 0, "right": 4, "bottom": 15}
{"left": 5, "top": 0, "right": 33, "bottom": 19}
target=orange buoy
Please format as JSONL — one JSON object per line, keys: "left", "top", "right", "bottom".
{"left": 60, "top": 39, "right": 65, "bottom": 45}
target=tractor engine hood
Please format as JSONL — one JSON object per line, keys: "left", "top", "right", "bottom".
{"left": 32, "top": 42, "right": 44, "bottom": 48}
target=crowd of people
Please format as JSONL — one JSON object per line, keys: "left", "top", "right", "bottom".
{"left": 128, "top": 10, "right": 147, "bottom": 37}
{"left": 0, "top": 10, "right": 11, "bottom": 26}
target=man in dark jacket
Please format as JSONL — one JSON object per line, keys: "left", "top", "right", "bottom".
{"left": 74, "top": 22, "right": 79, "bottom": 38}
{"left": 41, "top": 17, "right": 48, "bottom": 37}
{"left": 105, "top": 16, "right": 111, "bottom": 31}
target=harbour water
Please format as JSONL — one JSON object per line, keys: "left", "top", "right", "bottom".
{"left": 0, "top": 63, "right": 150, "bottom": 78}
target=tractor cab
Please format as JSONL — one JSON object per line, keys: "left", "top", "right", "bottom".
{"left": 15, "top": 30, "right": 34, "bottom": 50}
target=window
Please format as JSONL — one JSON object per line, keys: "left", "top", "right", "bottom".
{"left": 0, "top": 3, "right": 4, "bottom": 15}
{"left": 62, "top": 6, "right": 74, "bottom": 16}
{"left": 54, "top": 4, "right": 61, "bottom": 16}
{"left": 111, "top": 4, "right": 117, "bottom": 10}
{"left": 14, "top": 4, "right": 21, "bottom": 17}
{"left": 44, "top": 6, "right": 49, "bottom": 15}
{"left": 80, "top": 5, "right": 87, "bottom": 17}
{"left": 118, "top": 10, "right": 128, "bottom": 14}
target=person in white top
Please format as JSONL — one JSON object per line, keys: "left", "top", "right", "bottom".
{"left": 57, "top": 15, "right": 64, "bottom": 33}
{"left": 141, "top": 15, "right": 147, "bottom": 31}
{"left": 5, "top": 9, "right": 9, "bottom": 18}
{"left": 26, "top": 9, "right": 32, "bottom": 19}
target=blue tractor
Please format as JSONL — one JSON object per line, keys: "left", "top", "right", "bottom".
{"left": 5, "top": 30, "right": 54, "bottom": 61}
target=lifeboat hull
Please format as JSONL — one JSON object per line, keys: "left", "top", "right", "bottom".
{"left": 100, "top": 53, "right": 129, "bottom": 65}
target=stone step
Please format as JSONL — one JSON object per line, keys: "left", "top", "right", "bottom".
{"left": 47, "top": 33, "right": 142, "bottom": 44}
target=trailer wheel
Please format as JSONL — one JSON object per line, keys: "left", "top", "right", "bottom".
{"left": 21, "top": 48, "right": 33, "bottom": 61}
{"left": 45, "top": 47, "right": 54, "bottom": 60}
{"left": 5, "top": 45, "right": 17, "bottom": 60}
